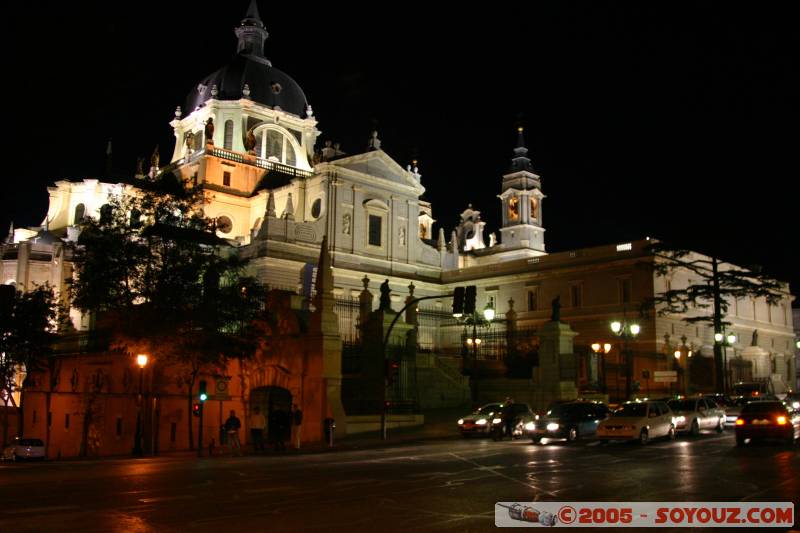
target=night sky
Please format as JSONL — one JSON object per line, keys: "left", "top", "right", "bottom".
{"left": 3, "top": 3, "right": 798, "bottom": 296}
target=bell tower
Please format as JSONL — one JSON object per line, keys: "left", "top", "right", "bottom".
{"left": 497, "top": 127, "right": 546, "bottom": 257}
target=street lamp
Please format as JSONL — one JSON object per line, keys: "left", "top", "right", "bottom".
{"left": 592, "top": 342, "right": 611, "bottom": 394}
{"left": 590, "top": 342, "right": 612, "bottom": 393}
{"left": 714, "top": 330, "right": 736, "bottom": 393}
{"left": 672, "top": 334, "right": 694, "bottom": 396}
{"left": 458, "top": 300, "right": 495, "bottom": 403}
{"left": 610, "top": 316, "right": 640, "bottom": 401}
{"left": 133, "top": 354, "right": 148, "bottom": 457}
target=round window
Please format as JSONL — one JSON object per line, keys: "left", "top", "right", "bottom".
{"left": 311, "top": 198, "right": 322, "bottom": 219}
{"left": 216, "top": 216, "right": 233, "bottom": 234}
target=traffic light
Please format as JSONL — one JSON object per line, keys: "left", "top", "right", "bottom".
{"left": 464, "top": 285, "right": 477, "bottom": 314}
{"left": 452, "top": 286, "right": 465, "bottom": 317}
{"left": 192, "top": 402, "right": 201, "bottom": 417}
{"left": 386, "top": 359, "right": 400, "bottom": 385}
{"left": 198, "top": 380, "right": 208, "bottom": 402}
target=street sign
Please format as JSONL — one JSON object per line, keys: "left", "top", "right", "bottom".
{"left": 653, "top": 370, "right": 677, "bottom": 383}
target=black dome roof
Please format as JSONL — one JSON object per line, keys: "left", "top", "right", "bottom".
{"left": 185, "top": 53, "right": 308, "bottom": 118}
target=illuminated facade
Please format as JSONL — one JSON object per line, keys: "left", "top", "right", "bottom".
{"left": 1, "top": 2, "right": 795, "bottom": 454}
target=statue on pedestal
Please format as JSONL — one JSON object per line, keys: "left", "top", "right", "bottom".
{"left": 550, "top": 295, "right": 561, "bottom": 322}
{"left": 379, "top": 279, "right": 391, "bottom": 311}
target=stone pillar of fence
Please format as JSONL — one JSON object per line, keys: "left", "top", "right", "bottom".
{"left": 358, "top": 275, "right": 373, "bottom": 340}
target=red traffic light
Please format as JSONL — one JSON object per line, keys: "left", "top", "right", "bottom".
{"left": 192, "top": 402, "right": 201, "bottom": 417}
{"left": 385, "top": 359, "right": 400, "bottom": 384}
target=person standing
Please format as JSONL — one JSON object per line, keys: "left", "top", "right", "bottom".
{"left": 224, "top": 409, "right": 242, "bottom": 456}
{"left": 291, "top": 404, "right": 303, "bottom": 450}
{"left": 249, "top": 406, "right": 266, "bottom": 453}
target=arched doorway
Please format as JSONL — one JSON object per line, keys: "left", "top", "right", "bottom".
{"left": 250, "top": 386, "right": 292, "bottom": 444}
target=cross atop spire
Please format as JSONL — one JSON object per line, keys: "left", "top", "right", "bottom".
{"left": 509, "top": 126, "right": 534, "bottom": 173}
{"left": 235, "top": 0, "right": 270, "bottom": 62}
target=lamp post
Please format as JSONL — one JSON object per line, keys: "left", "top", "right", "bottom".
{"left": 461, "top": 301, "right": 495, "bottom": 403}
{"left": 590, "top": 342, "right": 612, "bottom": 393}
{"left": 672, "top": 335, "right": 693, "bottom": 396}
{"left": 133, "top": 353, "right": 148, "bottom": 457}
{"left": 610, "top": 317, "right": 640, "bottom": 401}
{"left": 714, "top": 330, "right": 737, "bottom": 394}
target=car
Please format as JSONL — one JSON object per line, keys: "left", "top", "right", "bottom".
{"left": 597, "top": 400, "right": 676, "bottom": 444}
{"left": 667, "top": 398, "right": 726, "bottom": 435}
{"left": 734, "top": 401, "right": 800, "bottom": 446}
{"left": 491, "top": 402, "right": 536, "bottom": 440}
{"left": 1, "top": 437, "right": 45, "bottom": 461}
{"left": 458, "top": 403, "right": 504, "bottom": 436}
{"left": 782, "top": 392, "right": 800, "bottom": 411}
{"left": 525, "top": 400, "right": 609, "bottom": 443}
{"left": 702, "top": 393, "right": 735, "bottom": 409}
{"left": 724, "top": 395, "right": 779, "bottom": 427}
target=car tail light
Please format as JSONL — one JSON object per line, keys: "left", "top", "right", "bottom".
{"left": 776, "top": 416, "right": 787, "bottom": 425}
{"left": 735, "top": 419, "right": 744, "bottom": 426}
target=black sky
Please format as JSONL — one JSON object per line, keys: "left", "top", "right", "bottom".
{"left": 2, "top": 3, "right": 798, "bottom": 295}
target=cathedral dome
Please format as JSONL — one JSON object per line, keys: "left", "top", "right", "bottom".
{"left": 185, "top": 53, "right": 308, "bottom": 118}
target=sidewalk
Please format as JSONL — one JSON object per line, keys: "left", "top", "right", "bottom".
{"left": 179, "top": 405, "right": 469, "bottom": 459}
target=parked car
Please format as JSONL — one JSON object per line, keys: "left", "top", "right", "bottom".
{"left": 525, "top": 400, "right": 609, "bottom": 443}
{"left": 458, "top": 403, "right": 504, "bottom": 436}
{"left": 1, "top": 437, "right": 45, "bottom": 461}
{"left": 667, "top": 398, "right": 726, "bottom": 435}
{"left": 597, "top": 400, "right": 676, "bottom": 444}
{"left": 735, "top": 400, "right": 800, "bottom": 446}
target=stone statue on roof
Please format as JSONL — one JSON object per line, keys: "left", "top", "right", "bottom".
{"left": 550, "top": 295, "right": 561, "bottom": 322}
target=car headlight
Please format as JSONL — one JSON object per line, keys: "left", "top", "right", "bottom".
{"left": 792, "top": 402, "right": 800, "bottom": 409}
{"left": 492, "top": 418, "right": 502, "bottom": 425}
{"left": 524, "top": 421, "right": 535, "bottom": 431}
{"left": 546, "top": 423, "right": 559, "bottom": 431}
{"left": 458, "top": 419, "right": 464, "bottom": 425}
{"left": 675, "top": 416, "right": 685, "bottom": 424}
{"left": 476, "top": 418, "right": 487, "bottom": 425}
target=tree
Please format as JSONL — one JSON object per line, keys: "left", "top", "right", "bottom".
{"left": 645, "top": 241, "right": 786, "bottom": 393}
{"left": 69, "top": 181, "right": 265, "bottom": 451}
{"left": 0, "top": 284, "right": 59, "bottom": 446}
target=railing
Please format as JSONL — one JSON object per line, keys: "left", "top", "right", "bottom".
{"left": 334, "top": 298, "right": 360, "bottom": 343}
{"left": 209, "top": 147, "right": 313, "bottom": 179}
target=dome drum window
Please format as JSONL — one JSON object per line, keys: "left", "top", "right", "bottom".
{"left": 255, "top": 126, "right": 300, "bottom": 167}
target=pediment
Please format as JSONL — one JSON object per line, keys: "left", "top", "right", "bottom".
{"left": 328, "top": 150, "right": 424, "bottom": 193}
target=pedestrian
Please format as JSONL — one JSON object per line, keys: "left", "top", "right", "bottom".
{"left": 224, "top": 409, "right": 242, "bottom": 456}
{"left": 291, "top": 403, "right": 303, "bottom": 450}
{"left": 502, "top": 399, "right": 516, "bottom": 441}
{"left": 250, "top": 406, "right": 266, "bottom": 453}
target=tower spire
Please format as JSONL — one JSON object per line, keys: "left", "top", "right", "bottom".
{"left": 509, "top": 126, "right": 534, "bottom": 173}
{"left": 235, "top": 0, "right": 270, "bottom": 63}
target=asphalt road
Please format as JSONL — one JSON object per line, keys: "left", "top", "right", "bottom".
{"left": 1, "top": 431, "right": 797, "bottom": 532}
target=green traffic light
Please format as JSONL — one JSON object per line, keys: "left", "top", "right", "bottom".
{"left": 199, "top": 393, "right": 208, "bottom": 401}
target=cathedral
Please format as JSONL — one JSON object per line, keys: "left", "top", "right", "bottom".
{"left": 2, "top": 2, "right": 795, "bottom": 456}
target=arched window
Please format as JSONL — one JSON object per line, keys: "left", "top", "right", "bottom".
{"left": 223, "top": 120, "right": 234, "bottom": 150}
{"left": 99, "top": 204, "right": 113, "bottom": 225}
{"left": 255, "top": 126, "right": 301, "bottom": 167}
{"left": 74, "top": 203, "right": 86, "bottom": 224}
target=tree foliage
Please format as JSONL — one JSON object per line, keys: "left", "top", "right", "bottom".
{"left": 646, "top": 241, "right": 785, "bottom": 326}
{"left": 0, "top": 284, "right": 59, "bottom": 404}
{"left": 69, "top": 184, "right": 264, "bottom": 369}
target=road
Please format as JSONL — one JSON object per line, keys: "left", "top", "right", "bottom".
{"left": 1, "top": 431, "right": 798, "bottom": 532}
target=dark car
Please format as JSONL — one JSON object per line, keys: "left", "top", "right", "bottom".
{"left": 458, "top": 403, "right": 504, "bottom": 436}
{"left": 525, "top": 400, "right": 609, "bottom": 443}
{"left": 735, "top": 401, "right": 800, "bottom": 446}
{"left": 492, "top": 402, "right": 536, "bottom": 440}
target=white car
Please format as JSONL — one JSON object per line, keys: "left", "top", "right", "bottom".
{"left": 667, "top": 398, "right": 726, "bottom": 435}
{"left": 597, "top": 401, "right": 676, "bottom": 444}
{"left": 1, "top": 437, "right": 45, "bottom": 461}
